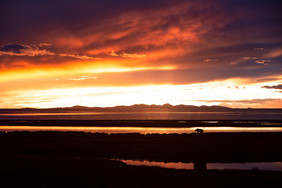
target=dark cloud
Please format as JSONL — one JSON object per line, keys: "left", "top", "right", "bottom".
{"left": 0, "top": 0, "right": 168, "bottom": 43}
{"left": 197, "top": 99, "right": 282, "bottom": 104}
{"left": 0, "top": 0, "right": 281, "bottom": 85}
{"left": 0, "top": 44, "right": 96, "bottom": 61}
{"left": 0, "top": 44, "right": 55, "bottom": 56}
{"left": 0, "top": 44, "right": 27, "bottom": 53}
{"left": 1, "top": 0, "right": 281, "bottom": 45}
{"left": 262, "top": 84, "right": 282, "bottom": 90}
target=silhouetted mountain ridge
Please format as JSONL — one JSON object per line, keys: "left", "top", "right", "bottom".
{"left": 0, "top": 104, "right": 229, "bottom": 112}
{"left": 1, "top": 104, "right": 281, "bottom": 114}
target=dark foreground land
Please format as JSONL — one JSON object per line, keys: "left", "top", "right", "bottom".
{"left": 0, "top": 131, "right": 282, "bottom": 187}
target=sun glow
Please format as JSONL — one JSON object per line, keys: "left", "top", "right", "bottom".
{"left": 1, "top": 78, "right": 280, "bottom": 108}
{"left": 0, "top": 59, "right": 176, "bottom": 82}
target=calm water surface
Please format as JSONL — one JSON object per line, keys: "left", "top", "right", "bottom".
{"left": 1, "top": 111, "right": 282, "bottom": 120}
{"left": 118, "top": 159, "right": 282, "bottom": 171}
{"left": 0, "top": 126, "right": 282, "bottom": 134}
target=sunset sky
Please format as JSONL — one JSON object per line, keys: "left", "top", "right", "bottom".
{"left": 0, "top": 0, "right": 281, "bottom": 108}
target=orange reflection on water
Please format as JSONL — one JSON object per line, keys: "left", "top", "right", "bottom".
{"left": 0, "top": 126, "right": 193, "bottom": 134}
{"left": 120, "top": 160, "right": 194, "bottom": 169}
{"left": 118, "top": 159, "right": 282, "bottom": 171}
{"left": 0, "top": 126, "right": 281, "bottom": 134}
{"left": 0, "top": 113, "right": 103, "bottom": 116}
{"left": 198, "top": 127, "right": 282, "bottom": 133}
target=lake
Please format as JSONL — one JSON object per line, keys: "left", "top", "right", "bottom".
{"left": 1, "top": 126, "right": 282, "bottom": 134}
{"left": 0, "top": 111, "right": 282, "bottom": 120}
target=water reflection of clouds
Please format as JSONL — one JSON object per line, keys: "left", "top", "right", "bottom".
{"left": 119, "top": 160, "right": 194, "bottom": 170}
{"left": 119, "top": 159, "right": 282, "bottom": 171}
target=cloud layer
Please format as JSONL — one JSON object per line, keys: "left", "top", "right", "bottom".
{"left": 0, "top": 44, "right": 98, "bottom": 60}
{"left": 262, "top": 84, "right": 282, "bottom": 90}
{"left": 0, "top": 0, "right": 281, "bottom": 108}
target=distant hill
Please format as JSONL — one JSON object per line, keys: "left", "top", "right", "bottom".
{"left": 0, "top": 104, "right": 281, "bottom": 114}
{"left": 0, "top": 104, "right": 231, "bottom": 113}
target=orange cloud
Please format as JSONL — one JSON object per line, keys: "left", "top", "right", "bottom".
{"left": 109, "top": 50, "right": 119, "bottom": 57}
{"left": 109, "top": 51, "right": 147, "bottom": 58}
{"left": 1, "top": 0, "right": 281, "bottom": 108}
{"left": 55, "top": 36, "right": 85, "bottom": 48}
{"left": 266, "top": 48, "right": 282, "bottom": 58}
{"left": 58, "top": 53, "right": 99, "bottom": 60}
{"left": 0, "top": 57, "right": 176, "bottom": 82}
